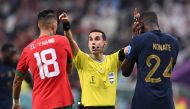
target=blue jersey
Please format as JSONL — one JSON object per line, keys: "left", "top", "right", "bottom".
{"left": 0, "top": 60, "right": 16, "bottom": 109}
{"left": 126, "top": 30, "right": 179, "bottom": 109}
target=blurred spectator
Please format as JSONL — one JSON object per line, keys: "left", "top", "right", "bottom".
{"left": 0, "top": 43, "right": 18, "bottom": 109}
{"left": 0, "top": 43, "right": 32, "bottom": 109}
{"left": 175, "top": 97, "right": 188, "bottom": 109}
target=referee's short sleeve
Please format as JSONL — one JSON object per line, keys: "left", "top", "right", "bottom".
{"left": 73, "top": 49, "right": 86, "bottom": 69}
{"left": 111, "top": 51, "right": 122, "bottom": 68}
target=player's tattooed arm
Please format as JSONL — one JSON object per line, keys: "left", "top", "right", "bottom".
{"left": 12, "top": 74, "right": 24, "bottom": 109}
{"left": 59, "top": 13, "right": 79, "bottom": 57}
{"left": 121, "top": 59, "right": 135, "bottom": 77}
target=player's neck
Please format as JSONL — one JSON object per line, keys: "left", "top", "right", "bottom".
{"left": 39, "top": 30, "right": 54, "bottom": 37}
{"left": 90, "top": 53, "right": 105, "bottom": 62}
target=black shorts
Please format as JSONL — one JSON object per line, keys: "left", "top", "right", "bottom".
{"left": 82, "top": 106, "right": 115, "bottom": 109}
{"left": 54, "top": 105, "right": 72, "bottom": 109}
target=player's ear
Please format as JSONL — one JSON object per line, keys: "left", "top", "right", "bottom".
{"left": 50, "top": 24, "right": 54, "bottom": 30}
{"left": 38, "top": 22, "right": 41, "bottom": 28}
{"left": 157, "top": 23, "right": 160, "bottom": 31}
{"left": 103, "top": 41, "right": 108, "bottom": 48}
{"left": 50, "top": 23, "right": 56, "bottom": 32}
{"left": 38, "top": 21, "right": 44, "bottom": 30}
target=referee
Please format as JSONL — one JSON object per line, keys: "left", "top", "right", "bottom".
{"left": 59, "top": 13, "right": 127, "bottom": 109}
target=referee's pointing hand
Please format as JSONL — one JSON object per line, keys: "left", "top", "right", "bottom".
{"left": 59, "top": 12, "right": 69, "bottom": 23}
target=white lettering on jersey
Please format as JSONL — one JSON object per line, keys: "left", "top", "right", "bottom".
{"left": 30, "top": 38, "right": 55, "bottom": 50}
{"left": 38, "top": 38, "right": 55, "bottom": 46}
{"left": 30, "top": 44, "right": 36, "bottom": 50}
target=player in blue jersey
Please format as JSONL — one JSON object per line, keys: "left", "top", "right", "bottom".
{"left": 0, "top": 43, "right": 18, "bottom": 109}
{"left": 121, "top": 11, "right": 179, "bottom": 109}
{"left": 0, "top": 43, "right": 32, "bottom": 109}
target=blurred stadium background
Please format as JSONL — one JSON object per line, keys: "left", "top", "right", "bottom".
{"left": 0, "top": 0, "right": 190, "bottom": 109}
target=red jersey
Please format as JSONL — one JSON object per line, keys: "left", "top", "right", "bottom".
{"left": 16, "top": 35, "right": 74, "bottom": 109}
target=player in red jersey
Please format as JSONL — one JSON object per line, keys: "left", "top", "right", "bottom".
{"left": 12, "top": 9, "right": 74, "bottom": 109}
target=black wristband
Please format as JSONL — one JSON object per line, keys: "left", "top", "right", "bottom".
{"left": 119, "top": 49, "right": 125, "bottom": 61}
{"left": 62, "top": 21, "right": 70, "bottom": 31}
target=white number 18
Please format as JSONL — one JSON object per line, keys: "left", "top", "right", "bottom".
{"left": 34, "top": 48, "right": 60, "bottom": 79}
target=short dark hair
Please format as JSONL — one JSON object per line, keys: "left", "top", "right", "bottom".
{"left": 37, "top": 9, "right": 57, "bottom": 25}
{"left": 140, "top": 11, "right": 158, "bottom": 24}
{"left": 1, "top": 43, "right": 16, "bottom": 53}
{"left": 89, "top": 29, "right": 107, "bottom": 41}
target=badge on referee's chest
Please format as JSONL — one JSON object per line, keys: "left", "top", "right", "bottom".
{"left": 108, "top": 72, "right": 114, "bottom": 84}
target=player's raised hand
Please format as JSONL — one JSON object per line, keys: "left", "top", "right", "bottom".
{"left": 133, "top": 8, "right": 140, "bottom": 24}
{"left": 132, "top": 22, "right": 144, "bottom": 36}
{"left": 132, "top": 8, "right": 144, "bottom": 36}
{"left": 59, "top": 12, "right": 69, "bottom": 23}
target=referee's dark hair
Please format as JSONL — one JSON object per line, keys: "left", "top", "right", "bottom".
{"left": 89, "top": 29, "right": 107, "bottom": 41}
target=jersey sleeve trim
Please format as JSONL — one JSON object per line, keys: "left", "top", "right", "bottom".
{"left": 119, "top": 49, "right": 125, "bottom": 61}
{"left": 74, "top": 49, "right": 80, "bottom": 59}
{"left": 16, "top": 70, "right": 25, "bottom": 78}
{"left": 73, "top": 49, "right": 84, "bottom": 62}
{"left": 73, "top": 49, "right": 81, "bottom": 68}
